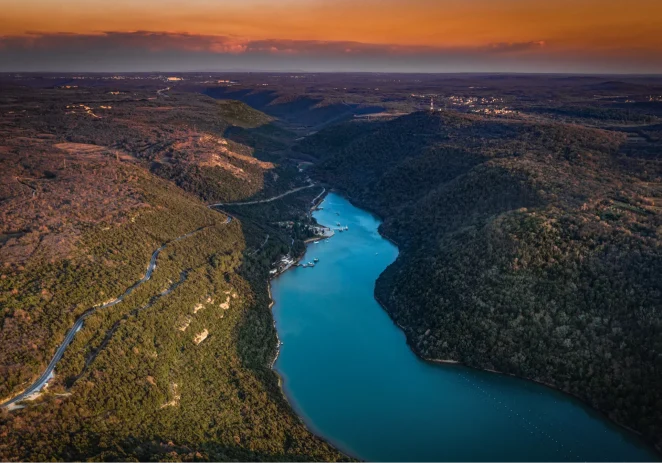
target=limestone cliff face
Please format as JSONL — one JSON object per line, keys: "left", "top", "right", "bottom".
{"left": 193, "top": 329, "right": 209, "bottom": 345}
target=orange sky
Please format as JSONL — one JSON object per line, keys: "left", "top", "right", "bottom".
{"left": 2, "top": 0, "right": 661, "bottom": 51}
{"left": 1, "top": 0, "right": 661, "bottom": 72}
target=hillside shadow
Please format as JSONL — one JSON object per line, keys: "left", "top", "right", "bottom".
{"left": 205, "top": 86, "right": 384, "bottom": 134}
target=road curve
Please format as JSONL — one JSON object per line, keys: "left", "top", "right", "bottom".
{"left": 311, "top": 187, "right": 326, "bottom": 206}
{"left": 1, "top": 217, "right": 231, "bottom": 409}
{"left": 208, "top": 184, "right": 316, "bottom": 208}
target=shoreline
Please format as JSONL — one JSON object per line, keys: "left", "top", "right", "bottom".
{"left": 266, "top": 189, "right": 329, "bottom": 371}
{"left": 304, "top": 229, "right": 334, "bottom": 243}
{"left": 321, "top": 187, "right": 661, "bottom": 456}
{"left": 265, "top": 188, "right": 660, "bottom": 459}
{"left": 372, "top": 278, "right": 662, "bottom": 457}
{"left": 265, "top": 222, "right": 358, "bottom": 461}
{"left": 420, "top": 353, "right": 653, "bottom": 448}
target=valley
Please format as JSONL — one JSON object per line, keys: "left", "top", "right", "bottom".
{"left": 271, "top": 193, "right": 657, "bottom": 461}
{"left": 0, "top": 72, "right": 661, "bottom": 461}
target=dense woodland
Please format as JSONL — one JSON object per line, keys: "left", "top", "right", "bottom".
{"left": 0, "top": 84, "right": 345, "bottom": 461}
{"left": 304, "top": 110, "right": 662, "bottom": 449}
{"left": 2, "top": 73, "right": 662, "bottom": 460}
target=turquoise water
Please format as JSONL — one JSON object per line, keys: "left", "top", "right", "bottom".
{"left": 271, "top": 193, "right": 658, "bottom": 462}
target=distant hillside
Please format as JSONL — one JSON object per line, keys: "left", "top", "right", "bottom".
{"left": 204, "top": 86, "right": 384, "bottom": 131}
{"left": 307, "top": 110, "right": 662, "bottom": 449}
{"left": 0, "top": 87, "right": 299, "bottom": 202}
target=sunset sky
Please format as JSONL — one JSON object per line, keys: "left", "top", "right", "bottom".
{"left": 1, "top": 0, "right": 661, "bottom": 73}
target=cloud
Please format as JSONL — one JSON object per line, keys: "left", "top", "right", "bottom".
{"left": 0, "top": 31, "right": 658, "bottom": 73}
{"left": 0, "top": 31, "right": 548, "bottom": 57}
{"left": 1, "top": 31, "right": 248, "bottom": 54}
{"left": 487, "top": 41, "right": 547, "bottom": 53}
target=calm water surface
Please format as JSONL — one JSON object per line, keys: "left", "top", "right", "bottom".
{"left": 271, "top": 193, "right": 658, "bottom": 462}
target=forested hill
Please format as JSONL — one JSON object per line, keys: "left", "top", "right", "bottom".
{"left": 303, "top": 110, "right": 662, "bottom": 449}
{"left": 0, "top": 86, "right": 345, "bottom": 461}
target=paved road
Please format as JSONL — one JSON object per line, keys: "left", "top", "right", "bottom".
{"left": 0, "top": 217, "right": 231, "bottom": 409}
{"left": 311, "top": 187, "right": 326, "bottom": 206}
{"left": 249, "top": 234, "right": 270, "bottom": 256}
{"left": 208, "top": 184, "right": 316, "bottom": 208}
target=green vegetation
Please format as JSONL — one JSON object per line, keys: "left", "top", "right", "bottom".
{"left": 215, "top": 99, "right": 274, "bottom": 128}
{"left": 1, "top": 215, "right": 341, "bottom": 461}
{"left": 0, "top": 169, "right": 343, "bottom": 460}
{"left": 527, "top": 105, "right": 658, "bottom": 124}
{"left": 3, "top": 73, "right": 662, "bottom": 460}
{"left": 0, "top": 87, "right": 346, "bottom": 461}
{"left": 306, "top": 110, "right": 662, "bottom": 449}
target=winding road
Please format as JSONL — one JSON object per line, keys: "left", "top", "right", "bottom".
{"left": 73, "top": 270, "right": 190, "bottom": 384}
{"left": 156, "top": 87, "right": 170, "bottom": 98}
{"left": 249, "top": 234, "right": 270, "bottom": 256}
{"left": 311, "top": 187, "right": 326, "bottom": 206}
{"left": 208, "top": 183, "right": 316, "bottom": 208}
{"left": 0, "top": 217, "right": 231, "bottom": 409}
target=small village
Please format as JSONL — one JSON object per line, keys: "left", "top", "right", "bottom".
{"left": 269, "top": 206, "right": 351, "bottom": 277}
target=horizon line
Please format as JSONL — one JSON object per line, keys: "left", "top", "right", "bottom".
{"left": 3, "top": 70, "right": 662, "bottom": 77}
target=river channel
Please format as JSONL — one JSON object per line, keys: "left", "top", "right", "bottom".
{"left": 271, "top": 193, "right": 657, "bottom": 462}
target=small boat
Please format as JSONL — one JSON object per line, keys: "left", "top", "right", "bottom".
{"left": 336, "top": 222, "right": 341, "bottom": 226}
{"left": 309, "top": 263, "right": 315, "bottom": 267}
{"left": 313, "top": 258, "right": 319, "bottom": 262}
{"left": 302, "top": 264, "right": 308, "bottom": 268}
